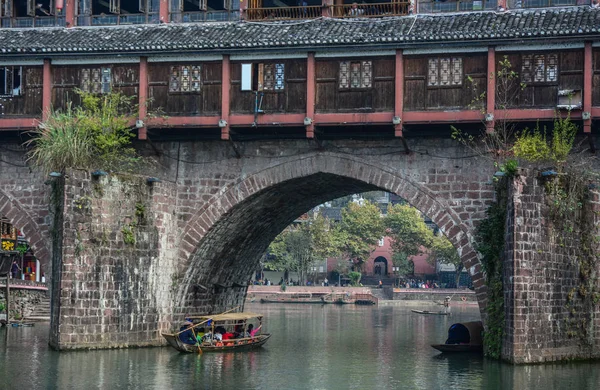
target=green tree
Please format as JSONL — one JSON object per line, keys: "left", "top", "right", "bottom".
{"left": 392, "top": 252, "right": 414, "bottom": 277}
{"left": 338, "top": 201, "right": 386, "bottom": 279}
{"left": 428, "top": 234, "right": 463, "bottom": 288}
{"left": 385, "top": 203, "right": 433, "bottom": 260}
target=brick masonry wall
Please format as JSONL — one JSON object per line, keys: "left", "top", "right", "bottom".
{"left": 49, "top": 170, "right": 178, "bottom": 350}
{"left": 502, "top": 170, "right": 600, "bottom": 363}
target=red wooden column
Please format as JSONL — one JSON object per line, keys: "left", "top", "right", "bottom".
{"left": 221, "top": 55, "right": 231, "bottom": 140}
{"left": 42, "top": 59, "right": 52, "bottom": 122}
{"left": 64, "top": 0, "right": 76, "bottom": 27}
{"left": 584, "top": 42, "right": 593, "bottom": 134}
{"left": 138, "top": 57, "right": 149, "bottom": 140}
{"left": 486, "top": 47, "right": 496, "bottom": 133}
{"left": 159, "top": 0, "right": 169, "bottom": 23}
{"left": 394, "top": 50, "right": 404, "bottom": 137}
{"left": 306, "top": 53, "right": 316, "bottom": 138}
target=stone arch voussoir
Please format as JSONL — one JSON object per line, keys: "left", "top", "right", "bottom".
{"left": 0, "top": 189, "right": 51, "bottom": 267}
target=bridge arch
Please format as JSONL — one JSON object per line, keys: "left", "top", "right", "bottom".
{"left": 0, "top": 188, "right": 51, "bottom": 268}
{"left": 176, "top": 152, "right": 487, "bottom": 316}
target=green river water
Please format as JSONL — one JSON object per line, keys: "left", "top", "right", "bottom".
{"left": 1, "top": 303, "right": 599, "bottom": 389}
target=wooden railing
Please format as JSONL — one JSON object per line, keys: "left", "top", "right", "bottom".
{"left": 245, "top": 6, "right": 323, "bottom": 20}
{"left": 418, "top": 0, "right": 497, "bottom": 13}
{"left": 0, "top": 16, "right": 65, "bottom": 28}
{"left": 331, "top": 2, "right": 411, "bottom": 18}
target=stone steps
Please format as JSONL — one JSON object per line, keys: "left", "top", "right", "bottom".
{"left": 25, "top": 298, "right": 51, "bottom": 322}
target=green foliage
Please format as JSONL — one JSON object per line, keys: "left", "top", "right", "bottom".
{"left": 338, "top": 201, "right": 386, "bottom": 272}
{"left": 26, "top": 91, "right": 143, "bottom": 174}
{"left": 16, "top": 243, "right": 29, "bottom": 256}
{"left": 429, "top": 233, "right": 463, "bottom": 287}
{"left": 348, "top": 271, "right": 362, "bottom": 287}
{"left": 513, "top": 117, "right": 578, "bottom": 165}
{"left": 475, "top": 182, "right": 508, "bottom": 359}
{"left": 0, "top": 302, "right": 5, "bottom": 313}
{"left": 386, "top": 203, "right": 433, "bottom": 262}
{"left": 392, "top": 252, "right": 414, "bottom": 276}
{"left": 121, "top": 224, "right": 135, "bottom": 245}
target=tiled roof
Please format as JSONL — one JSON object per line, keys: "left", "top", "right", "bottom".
{"left": 1, "top": 7, "right": 599, "bottom": 55}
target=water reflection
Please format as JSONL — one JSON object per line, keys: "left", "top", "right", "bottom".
{"left": 1, "top": 304, "right": 599, "bottom": 389}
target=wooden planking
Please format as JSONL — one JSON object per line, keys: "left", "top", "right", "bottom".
{"left": 52, "top": 65, "right": 139, "bottom": 112}
{"left": 315, "top": 58, "right": 394, "bottom": 113}
{"left": 0, "top": 67, "right": 43, "bottom": 117}
{"left": 230, "top": 60, "right": 307, "bottom": 115}
{"left": 148, "top": 62, "right": 222, "bottom": 116}
{"left": 404, "top": 54, "right": 486, "bottom": 111}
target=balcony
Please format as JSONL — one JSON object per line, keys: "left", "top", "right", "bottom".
{"left": 171, "top": 10, "right": 241, "bottom": 22}
{"left": 417, "top": 0, "right": 590, "bottom": 13}
{"left": 245, "top": 0, "right": 323, "bottom": 20}
{"left": 331, "top": 2, "right": 411, "bottom": 18}
{"left": 0, "top": 16, "right": 65, "bottom": 28}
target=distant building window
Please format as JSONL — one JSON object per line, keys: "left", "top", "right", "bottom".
{"left": 521, "top": 54, "right": 558, "bottom": 84}
{"left": 0, "top": 66, "right": 22, "bottom": 97}
{"left": 428, "top": 57, "right": 463, "bottom": 87}
{"left": 339, "top": 60, "right": 372, "bottom": 90}
{"left": 169, "top": 65, "right": 202, "bottom": 93}
{"left": 81, "top": 68, "right": 112, "bottom": 94}
{"left": 378, "top": 238, "right": 385, "bottom": 247}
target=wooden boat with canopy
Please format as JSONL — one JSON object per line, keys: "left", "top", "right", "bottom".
{"left": 162, "top": 311, "right": 271, "bottom": 353}
{"left": 431, "top": 321, "right": 483, "bottom": 353}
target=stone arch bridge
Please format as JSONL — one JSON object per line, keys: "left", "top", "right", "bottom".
{"left": 1, "top": 137, "right": 598, "bottom": 363}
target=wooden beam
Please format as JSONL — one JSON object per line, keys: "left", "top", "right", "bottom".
{"left": 0, "top": 118, "right": 39, "bottom": 130}
{"left": 486, "top": 47, "right": 496, "bottom": 133}
{"left": 138, "top": 57, "right": 149, "bottom": 140}
{"left": 314, "top": 112, "right": 394, "bottom": 124}
{"left": 306, "top": 52, "right": 316, "bottom": 138}
{"left": 159, "top": 0, "right": 169, "bottom": 23}
{"left": 229, "top": 114, "right": 305, "bottom": 126}
{"left": 65, "top": 0, "right": 76, "bottom": 27}
{"left": 584, "top": 42, "right": 593, "bottom": 133}
{"left": 42, "top": 59, "right": 52, "bottom": 122}
{"left": 221, "top": 55, "right": 231, "bottom": 140}
{"left": 394, "top": 50, "right": 404, "bottom": 137}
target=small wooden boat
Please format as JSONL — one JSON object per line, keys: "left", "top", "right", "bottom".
{"left": 431, "top": 321, "right": 484, "bottom": 353}
{"left": 162, "top": 311, "right": 271, "bottom": 353}
{"left": 260, "top": 292, "right": 324, "bottom": 304}
{"left": 10, "top": 322, "right": 35, "bottom": 327}
{"left": 321, "top": 293, "right": 356, "bottom": 305}
{"left": 411, "top": 309, "right": 450, "bottom": 316}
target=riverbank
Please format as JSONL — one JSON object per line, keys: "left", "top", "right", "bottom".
{"left": 246, "top": 286, "right": 477, "bottom": 305}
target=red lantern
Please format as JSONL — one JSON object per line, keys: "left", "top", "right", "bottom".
{"left": 56, "top": 0, "right": 64, "bottom": 10}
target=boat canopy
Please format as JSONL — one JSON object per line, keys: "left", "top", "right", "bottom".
{"left": 445, "top": 321, "right": 483, "bottom": 345}
{"left": 186, "top": 312, "right": 263, "bottom": 321}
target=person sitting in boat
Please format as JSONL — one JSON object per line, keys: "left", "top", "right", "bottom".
{"left": 222, "top": 329, "right": 235, "bottom": 340}
{"left": 214, "top": 327, "right": 224, "bottom": 341}
{"left": 196, "top": 327, "right": 205, "bottom": 344}
{"left": 246, "top": 324, "right": 262, "bottom": 338}
{"left": 178, "top": 321, "right": 197, "bottom": 345}
{"left": 202, "top": 330, "right": 213, "bottom": 342}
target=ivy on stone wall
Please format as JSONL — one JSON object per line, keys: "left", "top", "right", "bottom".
{"left": 476, "top": 179, "right": 508, "bottom": 359}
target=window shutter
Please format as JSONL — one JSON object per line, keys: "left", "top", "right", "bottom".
{"left": 27, "top": 0, "right": 36, "bottom": 16}
{"left": 4, "top": 67, "right": 13, "bottom": 96}
{"left": 257, "top": 63, "right": 264, "bottom": 91}
{"left": 101, "top": 68, "right": 112, "bottom": 94}
{"left": 109, "top": 0, "right": 120, "bottom": 14}
{"left": 223, "top": 0, "right": 232, "bottom": 10}
{"left": 49, "top": 0, "right": 55, "bottom": 15}
{"left": 13, "top": 67, "right": 22, "bottom": 96}
{"left": 77, "top": 0, "right": 92, "bottom": 16}
{"left": 199, "top": 0, "right": 207, "bottom": 11}
{"left": 139, "top": 0, "right": 146, "bottom": 12}
{"left": 0, "top": 1, "right": 5, "bottom": 18}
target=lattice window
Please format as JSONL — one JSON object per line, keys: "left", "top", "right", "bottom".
{"left": 169, "top": 65, "right": 201, "bottom": 93}
{"left": 428, "top": 58, "right": 462, "bottom": 87}
{"left": 521, "top": 53, "right": 558, "bottom": 84}
{"left": 339, "top": 61, "right": 350, "bottom": 89}
{"left": 81, "top": 68, "right": 112, "bottom": 94}
{"left": 339, "top": 61, "right": 373, "bottom": 90}
{"left": 263, "top": 63, "right": 285, "bottom": 91}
